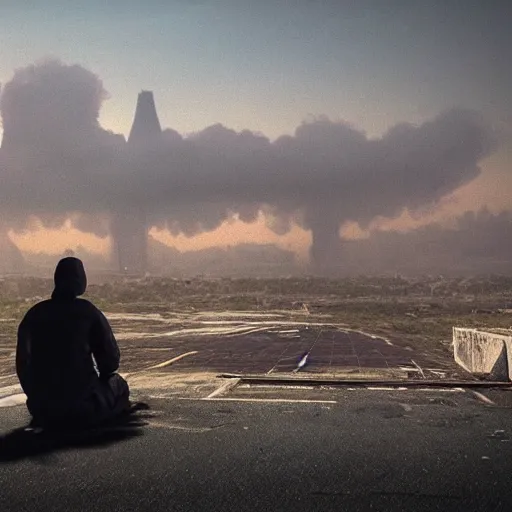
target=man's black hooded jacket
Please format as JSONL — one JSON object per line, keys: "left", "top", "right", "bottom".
{"left": 16, "top": 258, "right": 120, "bottom": 410}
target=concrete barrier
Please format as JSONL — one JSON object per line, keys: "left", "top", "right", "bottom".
{"left": 453, "top": 328, "right": 512, "bottom": 381}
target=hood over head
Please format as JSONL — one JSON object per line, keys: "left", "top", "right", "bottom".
{"left": 52, "top": 257, "right": 87, "bottom": 300}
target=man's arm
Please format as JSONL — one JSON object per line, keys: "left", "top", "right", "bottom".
{"left": 90, "top": 308, "right": 120, "bottom": 378}
{"left": 16, "top": 314, "right": 32, "bottom": 394}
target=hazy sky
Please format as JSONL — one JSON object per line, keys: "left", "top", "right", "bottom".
{"left": 1, "top": 0, "right": 510, "bottom": 256}
{"left": 1, "top": 0, "right": 511, "bottom": 138}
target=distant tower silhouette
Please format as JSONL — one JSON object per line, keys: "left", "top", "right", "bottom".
{"left": 111, "top": 91, "right": 162, "bottom": 274}
{"left": 128, "top": 90, "right": 162, "bottom": 145}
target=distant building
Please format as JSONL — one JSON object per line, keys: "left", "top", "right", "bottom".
{"left": 128, "top": 90, "right": 162, "bottom": 145}
{"left": 111, "top": 91, "right": 162, "bottom": 274}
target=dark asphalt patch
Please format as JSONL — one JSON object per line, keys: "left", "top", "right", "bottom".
{"left": 120, "top": 326, "right": 468, "bottom": 379}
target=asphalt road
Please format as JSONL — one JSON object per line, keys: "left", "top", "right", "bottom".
{"left": 1, "top": 386, "right": 512, "bottom": 512}
{"left": 115, "top": 324, "right": 467, "bottom": 380}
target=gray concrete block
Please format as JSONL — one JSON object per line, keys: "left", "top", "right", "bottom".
{"left": 453, "top": 328, "right": 512, "bottom": 381}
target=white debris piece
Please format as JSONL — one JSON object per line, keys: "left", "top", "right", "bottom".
{"left": 0, "top": 393, "right": 26, "bottom": 408}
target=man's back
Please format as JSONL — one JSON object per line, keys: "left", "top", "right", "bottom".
{"left": 17, "top": 298, "right": 116, "bottom": 404}
{"left": 16, "top": 257, "right": 126, "bottom": 426}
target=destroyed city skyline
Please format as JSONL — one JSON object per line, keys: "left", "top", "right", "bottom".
{"left": 0, "top": 58, "right": 501, "bottom": 275}
{"left": 0, "top": 2, "right": 511, "bottom": 276}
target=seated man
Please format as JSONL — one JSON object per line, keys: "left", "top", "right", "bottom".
{"left": 16, "top": 257, "right": 130, "bottom": 429}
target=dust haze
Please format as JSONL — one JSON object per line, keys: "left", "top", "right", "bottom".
{"left": 0, "top": 60, "right": 503, "bottom": 275}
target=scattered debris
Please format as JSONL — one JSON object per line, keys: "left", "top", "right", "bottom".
{"left": 0, "top": 393, "right": 26, "bottom": 407}
{"left": 471, "top": 390, "right": 495, "bottom": 405}
{"left": 123, "top": 351, "right": 199, "bottom": 378}
{"left": 488, "top": 430, "right": 507, "bottom": 439}
{"left": 206, "top": 378, "right": 241, "bottom": 399}
{"left": 427, "top": 370, "right": 447, "bottom": 379}
{"left": 294, "top": 352, "right": 309, "bottom": 373}
{"left": 411, "top": 360, "right": 426, "bottom": 379}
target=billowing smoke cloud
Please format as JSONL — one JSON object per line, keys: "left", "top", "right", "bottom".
{"left": 0, "top": 60, "right": 123, "bottom": 230}
{"left": 1, "top": 59, "right": 107, "bottom": 149}
{"left": 0, "top": 60, "right": 497, "bottom": 270}
{"left": 341, "top": 209, "right": 512, "bottom": 275}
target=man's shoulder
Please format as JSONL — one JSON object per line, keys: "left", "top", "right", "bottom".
{"left": 20, "top": 299, "right": 53, "bottom": 325}
{"left": 23, "top": 297, "right": 106, "bottom": 320}
{"left": 24, "top": 299, "right": 52, "bottom": 315}
{"left": 76, "top": 298, "right": 111, "bottom": 319}
{"left": 75, "top": 297, "right": 100, "bottom": 311}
